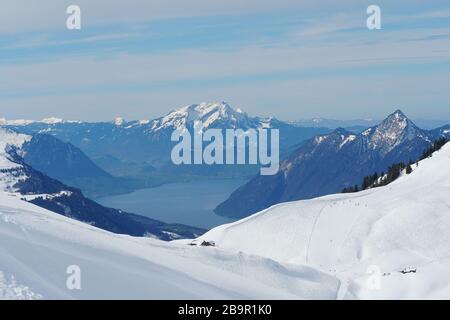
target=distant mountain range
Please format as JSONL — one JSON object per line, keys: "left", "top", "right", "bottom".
{"left": 0, "top": 128, "right": 205, "bottom": 240}
{"left": 3, "top": 104, "right": 449, "bottom": 221}
{"left": 2, "top": 102, "right": 331, "bottom": 176}
{"left": 3, "top": 103, "right": 449, "bottom": 199}
{"left": 289, "top": 118, "right": 379, "bottom": 129}
{"left": 216, "top": 110, "right": 450, "bottom": 218}
{"left": 18, "top": 134, "right": 141, "bottom": 198}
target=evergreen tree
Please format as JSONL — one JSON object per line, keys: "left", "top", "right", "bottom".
{"left": 406, "top": 164, "right": 412, "bottom": 174}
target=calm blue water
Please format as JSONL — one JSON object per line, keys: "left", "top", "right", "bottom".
{"left": 97, "top": 179, "right": 245, "bottom": 229}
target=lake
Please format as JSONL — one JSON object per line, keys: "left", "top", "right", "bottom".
{"left": 97, "top": 179, "right": 246, "bottom": 229}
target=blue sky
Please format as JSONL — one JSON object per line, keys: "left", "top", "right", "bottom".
{"left": 1, "top": 0, "right": 450, "bottom": 122}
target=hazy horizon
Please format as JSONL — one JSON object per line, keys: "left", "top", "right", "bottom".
{"left": 1, "top": 102, "right": 449, "bottom": 129}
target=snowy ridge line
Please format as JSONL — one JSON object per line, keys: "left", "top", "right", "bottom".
{"left": 0, "top": 191, "right": 338, "bottom": 299}
{"left": 0, "top": 128, "right": 31, "bottom": 170}
{"left": 215, "top": 109, "right": 450, "bottom": 218}
{"left": 0, "top": 117, "right": 83, "bottom": 126}
{"left": 197, "top": 142, "right": 450, "bottom": 299}
{"left": 2, "top": 102, "right": 278, "bottom": 132}
{"left": 19, "top": 190, "right": 74, "bottom": 201}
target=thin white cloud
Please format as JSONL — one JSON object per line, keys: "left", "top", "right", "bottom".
{"left": 1, "top": 0, "right": 450, "bottom": 120}
{"left": 2, "top": 23, "right": 450, "bottom": 94}
{"left": 2, "top": 71, "right": 450, "bottom": 121}
{"left": 0, "top": 0, "right": 362, "bottom": 33}
{"left": 4, "top": 33, "right": 142, "bottom": 49}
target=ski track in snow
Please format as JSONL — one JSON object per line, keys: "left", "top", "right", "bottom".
{"left": 198, "top": 143, "right": 450, "bottom": 299}
{"left": 305, "top": 204, "right": 327, "bottom": 265}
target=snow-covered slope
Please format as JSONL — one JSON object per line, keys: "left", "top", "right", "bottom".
{"left": 0, "top": 128, "right": 205, "bottom": 240}
{"left": 198, "top": 143, "right": 450, "bottom": 299}
{"left": 1, "top": 131, "right": 337, "bottom": 299}
{"left": 0, "top": 191, "right": 338, "bottom": 299}
{"left": 0, "top": 129, "right": 31, "bottom": 170}
{"left": 0, "top": 129, "right": 32, "bottom": 193}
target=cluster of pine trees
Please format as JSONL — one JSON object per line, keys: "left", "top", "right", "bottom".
{"left": 342, "top": 162, "right": 412, "bottom": 193}
{"left": 342, "top": 137, "right": 449, "bottom": 194}
{"left": 419, "top": 137, "right": 449, "bottom": 161}
{"left": 342, "top": 185, "right": 360, "bottom": 193}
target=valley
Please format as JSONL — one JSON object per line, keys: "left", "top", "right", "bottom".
{"left": 97, "top": 179, "right": 244, "bottom": 229}
{"left": 1, "top": 128, "right": 449, "bottom": 299}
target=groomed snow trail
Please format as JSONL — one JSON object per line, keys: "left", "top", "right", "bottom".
{"left": 197, "top": 143, "right": 450, "bottom": 299}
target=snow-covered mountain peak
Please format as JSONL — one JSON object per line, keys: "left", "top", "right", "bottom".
{"left": 378, "top": 109, "right": 410, "bottom": 128}
{"left": 390, "top": 109, "right": 407, "bottom": 118}
{"left": 41, "top": 117, "right": 64, "bottom": 125}
{"left": 150, "top": 102, "right": 256, "bottom": 131}
{"left": 378, "top": 109, "right": 415, "bottom": 129}
{"left": 217, "top": 110, "right": 445, "bottom": 219}
{"left": 367, "top": 110, "right": 423, "bottom": 154}
{"left": 312, "top": 128, "right": 353, "bottom": 147}
{"left": 184, "top": 102, "right": 248, "bottom": 124}
{"left": 114, "top": 117, "right": 125, "bottom": 126}
{"left": 189, "top": 101, "right": 234, "bottom": 114}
